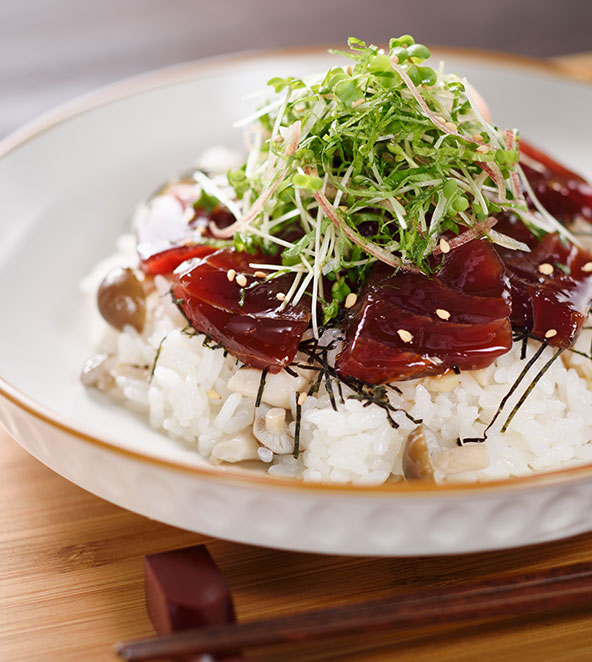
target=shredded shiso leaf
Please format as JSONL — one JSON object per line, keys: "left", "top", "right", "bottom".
{"left": 196, "top": 35, "right": 574, "bottom": 337}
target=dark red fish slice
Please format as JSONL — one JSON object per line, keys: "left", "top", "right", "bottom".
{"left": 136, "top": 181, "right": 234, "bottom": 275}
{"left": 521, "top": 140, "right": 592, "bottom": 224}
{"left": 336, "top": 239, "right": 512, "bottom": 383}
{"left": 496, "top": 231, "right": 592, "bottom": 347}
{"left": 172, "top": 249, "right": 310, "bottom": 371}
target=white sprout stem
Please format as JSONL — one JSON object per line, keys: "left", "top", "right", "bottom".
{"left": 333, "top": 164, "right": 354, "bottom": 208}
{"left": 246, "top": 224, "right": 314, "bottom": 254}
{"left": 233, "top": 98, "right": 284, "bottom": 128}
{"left": 462, "top": 78, "right": 505, "bottom": 149}
{"left": 516, "top": 164, "right": 579, "bottom": 245}
{"left": 371, "top": 163, "right": 407, "bottom": 229}
{"left": 294, "top": 187, "right": 315, "bottom": 234}
{"left": 291, "top": 269, "right": 314, "bottom": 307}
{"left": 310, "top": 173, "right": 330, "bottom": 338}
{"left": 249, "top": 262, "right": 306, "bottom": 273}
{"left": 279, "top": 270, "right": 304, "bottom": 311}
{"left": 192, "top": 171, "right": 243, "bottom": 220}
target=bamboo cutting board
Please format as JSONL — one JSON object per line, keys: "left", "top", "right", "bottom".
{"left": 1, "top": 54, "right": 592, "bottom": 662}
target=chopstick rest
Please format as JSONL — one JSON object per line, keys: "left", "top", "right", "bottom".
{"left": 143, "top": 545, "right": 244, "bottom": 662}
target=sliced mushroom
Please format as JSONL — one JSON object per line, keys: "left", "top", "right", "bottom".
{"left": 402, "top": 425, "right": 441, "bottom": 481}
{"left": 97, "top": 267, "right": 146, "bottom": 332}
{"left": 432, "top": 445, "right": 489, "bottom": 476}
{"left": 80, "top": 353, "right": 116, "bottom": 391}
{"left": 210, "top": 431, "right": 260, "bottom": 464}
{"left": 253, "top": 404, "right": 294, "bottom": 454}
{"left": 402, "top": 424, "right": 490, "bottom": 482}
{"left": 227, "top": 367, "right": 310, "bottom": 409}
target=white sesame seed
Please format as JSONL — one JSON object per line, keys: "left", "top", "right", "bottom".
{"left": 273, "top": 135, "right": 284, "bottom": 143}
{"left": 583, "top": 262, "right": 592, "bottom": 273}
{"left": 435, "top": 116, "right": 446, "bottom": 124}
{"left": 206, "top": 389, "right": 222, "bottom": 401}
{"left": 439, "top": 238, "right": 451, "bottom": 254}
{"left": 254, "top": 271, "right": 267, "bottom": 279}
{"left": 436, "top": 308, "right": 451, "bottom": 320}
{"left": 476, "top": 144, "right": 490, "bottom": 154}
{"left": 397, "top": 329, "right": 414, "bottom": 343}
{"left": 346, "top": 65, "right": 353, "bottom": 76}
{"left": 352, "top": 98, "right": 365, "bottom": 108}
{"left": 445, "top": 121, "right": 457, "bottom": 132}
{"left": 226, "top": 269, "right": 236, "bottom": 282}
{"left": 472, "top": 133, "right": 484, "bottom": 142}
{"left": 538, "top": 263, "right": 554, "bottom": 275}
{"left": 545, "top": 329, "right": 558, "bottom": 339}
{"left": 236, "top": 274, "right": 248, "bottom": 287}
{"left": 297, "top": 392, "right": 308, "bottom": 406}
{"left": 344, "top": 292, "right": 358, "bottom": 309}
{"left": 276, "top": 292, "right": 286, "bottom": 301}
{"left": 183, "top": 207, "right": 195, "bottom": 222}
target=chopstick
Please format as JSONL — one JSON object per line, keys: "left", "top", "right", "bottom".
{"left": 116, "top": 562, "right": 592, "bottom": 661}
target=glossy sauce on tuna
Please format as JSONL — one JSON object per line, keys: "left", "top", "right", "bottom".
{"left": 136, "top": 144, "right": 592, "bottom": 382}
{"left": 171, "top": 249, "right": 310, "bottom": 371}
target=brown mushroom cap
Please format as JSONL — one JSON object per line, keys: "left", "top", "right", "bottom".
{"left": 402, "top": 425, "right": 437, "bottom": 481}
{"left": 97, "top": 267, "right": 146, "bottom": 332}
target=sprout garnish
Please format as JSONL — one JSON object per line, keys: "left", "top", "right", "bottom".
{"left": 206, "top": 35, "right": 573, "bottom": 335}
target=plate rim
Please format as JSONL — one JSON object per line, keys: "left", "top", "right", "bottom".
{"left": 2, "top": 44, "right": 591, "bottom": 496}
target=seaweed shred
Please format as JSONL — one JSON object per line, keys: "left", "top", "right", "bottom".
{"left": 295, "top": 334, "right": 422, "bottom": 429}
{"left": 149, "top": 333, "right": 169, "bottom": 382}
{"left": 500, "top": 347, "right": 564, "bottom": 433}
{"left": 460, "top": 340, "right": 547, "bottom": 444}
{"left": 293, "top": 392, "right": 302, "bottom": 458}
{"left": 255, "top": 369, "right": 268, "bottom": 408}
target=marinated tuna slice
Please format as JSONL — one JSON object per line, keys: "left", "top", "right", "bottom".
{"left": 136, "top": 180, "right": 234, "bottom": 275}
{"left": 495, "top": 231, "right": 592, "bottom": 347}
{"left": 171, "top": 249, "right": 311, "bottom": 371}
{"left": 336, "top": 239, "right": 512, "bottom": 383}
{"left": 521, "top": 141, "right": 592, "bottom": 224}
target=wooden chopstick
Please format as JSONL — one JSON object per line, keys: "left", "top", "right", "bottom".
{"left": 116, "top": 562, "right": 592, "bottom": 661}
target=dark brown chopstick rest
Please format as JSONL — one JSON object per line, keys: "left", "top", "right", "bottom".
{"left": 144, "top": 545, "right": 243, "bottom": 662}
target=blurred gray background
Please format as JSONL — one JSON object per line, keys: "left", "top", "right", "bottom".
{"left": 2, "top": 0, "right": 591, "bottom": 138}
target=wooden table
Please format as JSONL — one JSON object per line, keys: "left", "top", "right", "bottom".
{"left": 2, "top": 53, "right": 592, "bottom": 662}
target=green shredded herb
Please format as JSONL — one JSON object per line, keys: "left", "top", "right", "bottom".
{"left": 211, "top": 34, "right": 561, "bottom": 338}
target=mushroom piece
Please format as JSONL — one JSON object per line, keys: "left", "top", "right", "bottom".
{"left": 252, "top": 404, "right": 294, "bottom": 454}
{"left": 402, "top": 425, "right": 490, "bottom": 482}
{"left": 80, "top": 353, "right": 116, "bottom": 392}
{"left": 227, "top": 367, "right": 310, "bottom": 409}
{"left": 402, "top": 425, "right": 441, "bottom": 481}
{"left": 97, "top": 267, "right": 146, "bottom": 332}
{"left": 210, "top": 431, "right": 260, "bottom": 464}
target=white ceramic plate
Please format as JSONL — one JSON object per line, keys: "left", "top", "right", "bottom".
{"left": 2, "top": 48, "right": 592, "bottom": 556}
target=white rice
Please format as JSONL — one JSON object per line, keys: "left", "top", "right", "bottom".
{"left": 81, "top": 233, "right": 592, "bottom": 485}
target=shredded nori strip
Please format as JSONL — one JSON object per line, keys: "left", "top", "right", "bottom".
{"left": 460, "top": 341, "right": 548, "bottom": 444}
{"left": 520, "top": 334, "right": 528, "bottom": 360}
{"left": 255, "top": 369, "right": 268, "bottom": 408}
{"left": 500, "top": 347, "right": 564, "bottom": 433}
{"left": 321, "top": 347, "right": 337, "bottom": 411}
{"left": 149, "top": 333, "right": 169, "bottom": 382}
{"left": 284, "top": 365, "right": 299, "bottom": 378}
{"left": 293, "top": 392, "right": 302, "bottom": 458}
{"left": 567, "top": 346, "right": 592, "bottom": 362}
{"left": 296, "top": 335, "right": 422, "bottom": 428}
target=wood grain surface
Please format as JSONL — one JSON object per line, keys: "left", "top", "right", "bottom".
{"left": 1, "top": 53, "right": 592, "bottom": 662}
{"left": 4, "top": 429, "right": 592, "bottom": 662}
